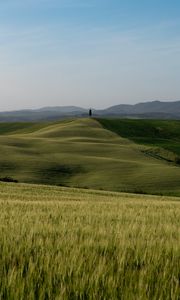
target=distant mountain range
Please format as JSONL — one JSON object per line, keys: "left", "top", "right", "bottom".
{"left": 1, "top": 101, "right": 180, "bottom": 122}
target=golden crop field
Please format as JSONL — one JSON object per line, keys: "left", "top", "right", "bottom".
{"left": 0, "top": 182, "right": 179, "bottom": 299}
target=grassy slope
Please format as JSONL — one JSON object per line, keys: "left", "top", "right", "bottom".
{"left": 97, "top": 118, "right": 180, "bottom": 155}
{"left": 1, "top": 118, "right": 180, "bottom": 195}
{"left": 0, "top": 182, "right": 179, "bottom": 299}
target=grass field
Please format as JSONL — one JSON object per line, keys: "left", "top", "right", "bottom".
{"left": 1, "top": 118, "right": 180, "bottom": 195}
{"left": 98, "top": 118, "right": 180, "bottom": 157}
{"left": 0, "top": 182, "right": 179, "bottom": 299}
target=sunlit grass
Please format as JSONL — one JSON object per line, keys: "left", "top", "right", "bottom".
{"left": 1, "top": 118, "right": 180, "bottom": 196}
{"left": 0, "top": 182, "right": 179, "bottom": 299}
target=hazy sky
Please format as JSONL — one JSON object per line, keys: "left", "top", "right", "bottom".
{"left": 0, "top": 0, "right": 180, "bottom": 111}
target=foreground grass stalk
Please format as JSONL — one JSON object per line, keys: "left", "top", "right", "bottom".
{"left": 0, "top": 183, "right": 179, "bottom": 299}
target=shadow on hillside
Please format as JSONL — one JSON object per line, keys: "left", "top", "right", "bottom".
{"left": 36, "top": 164, "right": 84, "bottom": 186}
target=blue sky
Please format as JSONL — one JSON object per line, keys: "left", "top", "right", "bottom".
{"left": 0, "top": 0, "right": 180, "bottom": 110}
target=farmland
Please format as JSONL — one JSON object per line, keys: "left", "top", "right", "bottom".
{"left": 1, "top": 118, "right": 180, "bottom": 196}
{"left": 0, "top": 182, "right": 179, "bottom": 299}
{"left": 98, "top": 118, "right": 180, "bottom": 157}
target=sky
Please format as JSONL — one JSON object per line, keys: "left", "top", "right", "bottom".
{"left": 0, "top": 0, "right": 180, "bottom": 111}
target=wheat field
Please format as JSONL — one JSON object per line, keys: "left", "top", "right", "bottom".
{"left": 0, "top": 182, "right": 179, "bottom": 299}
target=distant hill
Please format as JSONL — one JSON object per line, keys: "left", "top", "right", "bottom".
{"left": 0, "top": 106, "right": 88, "bottom": 122}
{"left": 1, "top": 101, "right": 180, "bottom": 121}
{"left": 96, "top": 100, "right": 180, "bottom": 118}
{"left": 37, "top": 106, "right": 87, "bottom": 113}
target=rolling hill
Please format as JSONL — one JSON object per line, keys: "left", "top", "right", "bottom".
{"left": 0, "top": 106, "right": 88, "bottom": 122}
{"left": 1, "top": 118, "right": 180, "bottom": 196}
{"left": 97, "top": 118, "right": 180, "bottom": 158}
{"left": 98, "top": 100, "right": 180, "bottom": 116}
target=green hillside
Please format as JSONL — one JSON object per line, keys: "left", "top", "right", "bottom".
{"left": 0, "top": 182, "right": 179, "bottom": 299}
{"left": 1, "top": 118, "right": 180, "bottom": 195}
{"left": 97, "top": 118, "right": 180, "bottom": 156}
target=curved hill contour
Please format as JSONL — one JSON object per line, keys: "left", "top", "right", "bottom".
{"left": 0, "top": 118, "right": 180, "bottom": 196}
